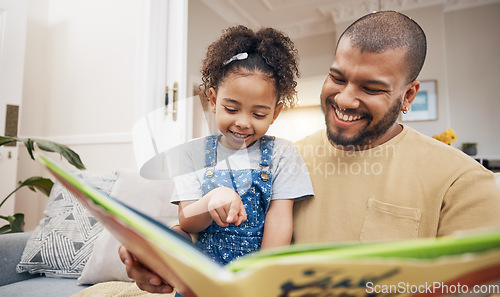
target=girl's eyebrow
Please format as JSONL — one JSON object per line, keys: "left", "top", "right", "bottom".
{"left": 223, "top": 98, "right": 271, "bottom": 110}
{"left": 222, "top": 98, "right": 240, "bottom": 105}
{"left": 254, "top": 105, "right": 271, "bottom": 110}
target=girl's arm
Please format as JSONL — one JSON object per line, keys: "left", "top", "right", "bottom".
{"left": 178, "top": 197, "right": 213, "bottom": 233}
{"left": 260, "top": 199, "right": 294, "bottom": 250}
{"left": 178, "top": 186, "right": 247, "bottom": 233}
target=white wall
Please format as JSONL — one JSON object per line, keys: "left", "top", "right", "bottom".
{"left": 445, "top": 3, "right": 500, "bottom": 155}
{"left": 398, "top": 5, "right": 452, "bottom": 138}
{"left": 17, "top": 0, "right": 140, "bottom": 230}
{"left": 187, "top": 0, "right": 230, "bottom": 138}
{"left": 20, "top": 0, "right": 139, "bottom": 168}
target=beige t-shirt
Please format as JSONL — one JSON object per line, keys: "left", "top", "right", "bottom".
{"left": 293, "top": 125, "right": 500, "bottom": 244}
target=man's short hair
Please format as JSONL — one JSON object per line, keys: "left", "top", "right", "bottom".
{"left": 338, "top": 11, "right": 427, "bottom": 84}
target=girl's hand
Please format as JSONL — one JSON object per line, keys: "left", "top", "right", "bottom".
{"left": 207, "top": 187, "right": 247, "bottom": 227}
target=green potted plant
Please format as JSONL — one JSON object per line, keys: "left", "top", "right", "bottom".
{"left": 0, "top": 136, "right": 85, "bottom": 234}
{"left": 462, "top": 142, "right": 478, "bottom": 156}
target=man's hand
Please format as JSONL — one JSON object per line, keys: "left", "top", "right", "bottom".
{"left": 207, "top": 187, "right": 247, "bottom": 227}
{"left": 118, "top": 245, "right": 198, "bottom": 296}
{"left": 118, "top": 245, "right": 174, "bottom": 294}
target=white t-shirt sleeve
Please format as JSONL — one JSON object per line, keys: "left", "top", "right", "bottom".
{"left": 271, "top": 138, "right": 314, "bottom": 201}
{"left": 170, "top": 140, "right": 204, "bottom": 205}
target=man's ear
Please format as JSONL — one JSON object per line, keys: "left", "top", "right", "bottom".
{"left": 402, "top": 80, "right": 420, "bottom": 111}
{"left": 271, "top": 103, "right": 283, "bottom": 125}
{"left": 209, "top": 88, "right": 217, "bottom": 114}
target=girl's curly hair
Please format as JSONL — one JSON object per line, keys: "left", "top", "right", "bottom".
{"left": 201, "top": 25, "right": 300, "bottom": 107}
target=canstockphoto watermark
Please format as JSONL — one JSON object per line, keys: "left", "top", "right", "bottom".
{"left": 299, "top": 143, "right": 396, "bottom": 177}
{"left": 366, "top": 281, "right": 500, "bottom": 295}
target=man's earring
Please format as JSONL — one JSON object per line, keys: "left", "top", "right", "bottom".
{"left": 402, "top": 106, "right": 409, "bottom": 114}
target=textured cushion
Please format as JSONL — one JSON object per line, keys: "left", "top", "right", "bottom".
{"left": 16, "top": 171, "right": 116, "bottom": 278}
{"left": 77, "top": 169, "right": 178, "bottom": 285}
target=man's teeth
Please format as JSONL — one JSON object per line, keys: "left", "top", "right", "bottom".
{"left": 335, "top": 108, "right": 361, "bottom": 122}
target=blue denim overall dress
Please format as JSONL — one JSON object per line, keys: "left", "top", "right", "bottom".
{"left": 196, "top": 134, "right": 275, "bottom": 265}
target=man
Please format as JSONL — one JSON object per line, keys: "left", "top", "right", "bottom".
{"left": 118, "top": 11, "right": 500, "bottom": 295}
{"left": 292, "top": 10, "right": 500, "bottom": 243}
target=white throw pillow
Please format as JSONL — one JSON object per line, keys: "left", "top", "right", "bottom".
{"left": 77, "top": 169, "right": 178, "bottom": 285}
{"left": 16, "top": 171, "right": 116, "bottom": 278}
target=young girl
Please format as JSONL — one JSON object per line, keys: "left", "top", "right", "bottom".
{"left": 171, "top": 25, "right": 314, "bottom": 267}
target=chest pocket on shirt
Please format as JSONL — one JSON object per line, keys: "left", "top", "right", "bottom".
{"left": 360, "top": 198, "right": 421, "bottom": 241}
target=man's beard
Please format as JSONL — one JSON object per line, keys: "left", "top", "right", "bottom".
{"left": 324, "top": 97, "right": 402, "bottom": 148}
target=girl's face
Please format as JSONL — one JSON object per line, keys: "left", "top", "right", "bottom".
{"left": 209, "top": 72, "right": 282, "bottom": 150}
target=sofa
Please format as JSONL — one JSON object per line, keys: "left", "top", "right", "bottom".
{"left": 0, "top": 169, "right": 179, "bottom": 297}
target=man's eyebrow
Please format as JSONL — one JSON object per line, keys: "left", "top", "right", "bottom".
{"left": 364, "top": 79, "right": 391, "bottom": 89}
{"left": 330, "top": 67, "right": 391, "bottom": 89}
{"left": 329, "top": 67, "right": 342, "bottom": 75}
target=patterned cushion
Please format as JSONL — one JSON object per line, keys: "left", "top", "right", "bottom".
{"left": 77, "top": 169, "right": 178, "bottom": 285}
{"left": 16, "top": 171, "right": 116, "bottom": 278}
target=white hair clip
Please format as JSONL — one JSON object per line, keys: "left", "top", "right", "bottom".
{"left": 223, "top": 52, "right": 248, "bottom": 66}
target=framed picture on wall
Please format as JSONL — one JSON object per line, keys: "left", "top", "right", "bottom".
{"left": 401, "top": 80, "right": 438, "bottom": 121}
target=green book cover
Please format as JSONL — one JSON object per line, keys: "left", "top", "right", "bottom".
{"left": 37, "top": 154, "right": 500, "bottom": 297}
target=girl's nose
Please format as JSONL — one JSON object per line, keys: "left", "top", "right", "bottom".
{"left": 235, "top": 115, "right": 251, "bottom": 128}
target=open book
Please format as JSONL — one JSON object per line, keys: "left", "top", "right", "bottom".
{"left": 38, "top": 155, "right": 500, "bottom": 297}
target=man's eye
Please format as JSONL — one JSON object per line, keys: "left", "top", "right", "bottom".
{"left": 329, "top": 74, "right": 345, "bottom": 84}
{"left": 224, "top": 107, "right": 237, "bottom": 113}
{"left": 364, "top": 87, "right": 383, "bottom": 94}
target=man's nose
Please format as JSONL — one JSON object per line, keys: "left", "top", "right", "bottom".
{"left": 335, "top": 85, "right": 360, "bottom": 110}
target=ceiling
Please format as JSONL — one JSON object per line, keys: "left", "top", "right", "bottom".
{"left": 200, "top": 0, "right": 500, "bottom": 39}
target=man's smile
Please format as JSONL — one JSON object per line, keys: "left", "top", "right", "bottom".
{"left": 334, "top": 107, "right": 362, "bottom": 122}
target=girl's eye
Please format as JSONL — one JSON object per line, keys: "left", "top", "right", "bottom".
{"left": 224, "top": 106, "right": 237, "bottom": 113}
{"left": 254, "top": 113, "right": 267, "bottom": 119}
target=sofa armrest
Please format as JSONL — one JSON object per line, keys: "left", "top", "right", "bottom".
{"left": 0, "top": 232, "right": 38, "bottom": 286}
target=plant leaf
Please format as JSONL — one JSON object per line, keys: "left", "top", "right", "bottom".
{"left": 0, "top": 136, "right": 19, "bottom": 146}
{"left": 0, "top": 224, "right": 11, "bottom": 234}
{"left": 19, "top": 176, "right": 54, "bottom": 196}
{"left": 23, "top": 138, "right": 36, "bottom": 160}
{"left": 35, "top": 139, "right": 86, "bottom": 170}
{"left": 0, "top": 136, "right": 86, "bottom": 170}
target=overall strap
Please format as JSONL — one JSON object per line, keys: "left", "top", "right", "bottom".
{"left": 204, "top": 135, "right": 219, "bottom": 178}
{"left": 259, "top": 135, "right": 275, "bottom": 181}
